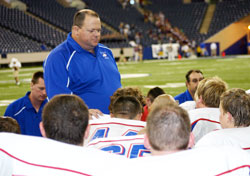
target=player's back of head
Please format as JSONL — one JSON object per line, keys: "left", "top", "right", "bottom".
{"left": 112, "top": 95, "right": 142, "bottom": 120}
{"left": 195, "top": 76, "right": 228, "bottom": 108}
{"left": 220, "top": 88, "right": 250, "bottom": 127}
{"left": 42, "top": 94, "right": 89, "bottom": 146}
{"left": 146, "top": 103, "right": 190, "bottom": 152}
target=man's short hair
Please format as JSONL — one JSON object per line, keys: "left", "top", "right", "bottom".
{"left": 220, "top": 88, "right": 250, "bottom": 127}
{"left": 147, "top": 87, "right": 165, "bottom": 103}
{"left": 112, "top": 95, "right": 142, "bottom": 120}
{"left": 73, "top": 9, "right": 99, "bottom": 28}
{"left": 109, "top": 87, "right": 145, "bottom": 113}
{"left": 195, "top": 76, "right": 228, "bottom": 107}
{"left": 42, "top": 94, "right": 89, "bottom": 145}
{"left": 31, "top": 71, "right": 44, "bottom": 84}
{"left": 185, "top": 70, "right": 203, "bottom": 83}
{"left": 146, "top": 104, "right": 190, "bottom": 151}
{"left": 0, "top": 116, "right": 21, "bottom": 134}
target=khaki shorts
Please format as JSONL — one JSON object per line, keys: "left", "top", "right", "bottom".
{"left": 13, "top": 70, "right": 19, "bottom": 77}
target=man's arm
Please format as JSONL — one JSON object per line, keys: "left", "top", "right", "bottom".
{"left": 43, "top": 53, "right": 72, "bottom": 99}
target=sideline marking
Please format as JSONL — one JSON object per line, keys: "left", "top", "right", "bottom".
{"left": 144, "top": 83, "right": 185, "bottom": 88}
{"left": 0, "top": 100, "right": 15, "bottom": 106}
{"left": 121, "top": 74, "right": 150, "bottom": 79}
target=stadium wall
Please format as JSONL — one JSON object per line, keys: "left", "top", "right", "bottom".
{"left": 0, "top": 48, "right": 134, "bottom": 65}
{"left": 205, "top": 15, "right": 250, "bottom": 55}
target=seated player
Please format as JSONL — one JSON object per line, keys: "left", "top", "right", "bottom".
{"left": 86, "top": 88, "right": 146, "bottom": 144}
{"left": 144, "top": 103, "right": 194, "bottom": 155}
{"left": 188, "top": 76, "right": 228, "bottom": 142}
{"left": 195, "top": 88, "right": 250, "bottom": 153}
{"left": 0, "top": 94, "right": 128, "bottom": 175}
{"left": 124, "top": 103, "right": 250, "bottom": 176}
{"left": 87, "top": 95, "right": 149, "bottom": 157}
{"left": 40, "top": 94, "right": 89, "bottom": 146}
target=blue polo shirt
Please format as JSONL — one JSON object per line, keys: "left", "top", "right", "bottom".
{"left": 174, "top": 89, "right": 193, "bottom": 105}
{"left": 43, "top": 33, "right": 121, "bottom": 114}
{"left": 4, "top": 92, "right": 48, "bottom": 136}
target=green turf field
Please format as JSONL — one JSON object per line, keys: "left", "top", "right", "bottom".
{"left": 1, "top": 57, "right": 250, "bottom": 115}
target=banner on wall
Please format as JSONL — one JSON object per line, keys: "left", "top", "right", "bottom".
{"left": 152, "top": 43, "right": 180, "bottom": 59}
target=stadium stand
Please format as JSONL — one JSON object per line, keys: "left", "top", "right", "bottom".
{"left": 208, "top": 0, "right": 250, "bottom": 37}
{"left": 0, "top": 26, "right": 49, "bottom": 53}
{"left": 0, "top": 4, "right": 66, "bottom": 51}
{"left": 1, "top": 0, "right": 250, "bottom": 54}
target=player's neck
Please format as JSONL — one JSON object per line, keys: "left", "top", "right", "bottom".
{"left": 151, "top": 149, "right": 183, "bottom": 156}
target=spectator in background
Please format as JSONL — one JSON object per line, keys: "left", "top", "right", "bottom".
{"left": 119, "top": 48, "right": 126, "bottom": 64}
{"left": 43, "top": 9, "right": 121, "bottom": 115}
{"left": 4, "top": 71, "right": 47, "bottom": 136}
{"left": 40, "top": 94, "right": 89, "bottom": 146}
{"left": 210, "top": 42, "right": 217, "bottom": 56}
{"left": 9, "top": 58, "right": 21, "bottom": 85}
{"left": 0, "top": 116, "right": 21, "bottom": 134}
{"left": 141, "top": 87, "right": 165, "bottom": 121}
{"left": 174, "top": 70, "right": 204, "bottom": 104}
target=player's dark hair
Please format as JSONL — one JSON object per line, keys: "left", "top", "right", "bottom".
{"left": 112, "top": 96, "right": 142, "bottom": 120}
{"left": 42, "top": 94, "right": 89, "bottom": 146}
{"left": 147, "top": 87, "right": 165, "bottom": 102}
{"left": 31, "top": 71, "right": 44, "bottom": 84}
{"left": 185, "top": 70, "right": 203, "bottom": 83}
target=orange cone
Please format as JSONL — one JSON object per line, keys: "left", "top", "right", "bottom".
{"left": 178, "top": 54, "right": 182, "bottom": 60}
{"left": 222, "top": 52, "right": 225, "bottom": 57}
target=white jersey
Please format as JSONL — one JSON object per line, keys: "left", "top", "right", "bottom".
{"left": 86, "top": 118, "right": 146, "bottom": 145}
{"left": 195, "top": 126, "right": 250, "bottom": 154}
{"left": 179, "top": 100, "right": 196, "bottom": 111}
{"left": 0, "top": 151, "right": 13, "bottom": 176}
{"left": 87, "top": 135, "right": 150, "bottom": 159}
{"left": 127, "top": 146, "right": 250, "bottom": 176}
{"left": 9, "top": 58, "right": 21, "bottom": 69}
{"left": 0, "top": 133, "right": 128, "bottom": 176}
{"left": 188, "top": 108, "right": 221, "bottom": 143}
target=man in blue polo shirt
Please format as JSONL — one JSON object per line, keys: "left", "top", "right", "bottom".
{"left": 43, "top": 9, "right": 121, "bottom": 115}
{"left": 175, "top": 70, "right": 204, "bottom": 104}
{"left": 4, "top": 71, "right": 47, "bottom": 136}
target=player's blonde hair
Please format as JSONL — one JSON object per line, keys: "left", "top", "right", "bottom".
{"left": 194, "top": 76, "right": 228, "bottom": 107}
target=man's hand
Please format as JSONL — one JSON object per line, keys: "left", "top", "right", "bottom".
{"left": 88, "top": 109, "right": 103, "bottom": 119}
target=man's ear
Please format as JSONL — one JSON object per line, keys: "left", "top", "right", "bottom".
{"left": 144, "top": 134, "right": 151, "bottom": 150}
{"left": 226, "top": 112, "right": 235, "bottom": 127}
{"left": 84, "top": 125, "right": 90, "bottom": 140}
{"left": 196, "top": 96, "right": 205, "bottom": 108}
{"left": 72, "top": 25, "right": 80, "bottom": 36}
{"left": 39, "top": 122, "right": 47, "bottom": 138}
{"left": 146, "top": 97, "right": 152, "bottom": 107}
{"left": 188, "top": 132, "right": 195, "bottom": 149}
{"left": 110, "top": 113, "right": 115, "bottom": 118}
